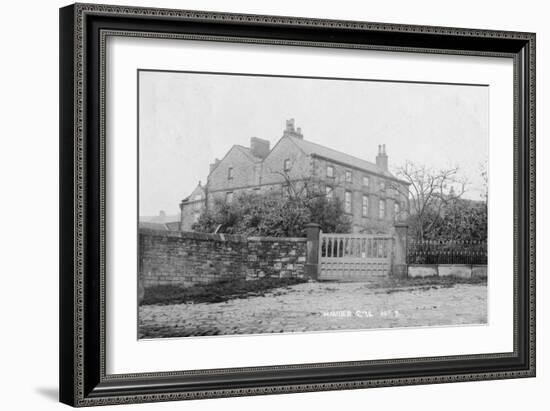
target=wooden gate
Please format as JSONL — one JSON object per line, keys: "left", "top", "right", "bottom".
{"left": 319, "top": 233, "right": 393, "bottom": 281}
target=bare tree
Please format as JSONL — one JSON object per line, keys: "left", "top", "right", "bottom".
{"left": 267, "top": 157, "right": 327, "bottom": 207}
{"left": 390, "top": 161, "right": 468, "bottom": 241}
{"left": 479, "top": 160, "right": 488, "bottom": 205}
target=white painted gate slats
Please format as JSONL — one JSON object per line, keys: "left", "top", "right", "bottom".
{"left": 319, "top": 232, "right": 393, "bottom": 281}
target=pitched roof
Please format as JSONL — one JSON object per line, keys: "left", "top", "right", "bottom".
{"left": 287, "top": 136, "right": 395, "bottom": 178}
{"left": 181, "top": 184, "right": 206, "bottom": 203}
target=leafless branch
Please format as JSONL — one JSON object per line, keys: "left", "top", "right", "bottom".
{"left": 391, "top": 161, "right": 469, "bottom": 240}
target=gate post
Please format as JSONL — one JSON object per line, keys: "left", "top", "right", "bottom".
{"left": 392, "top": 223, "right": 408, "bottom": 278}
{"left": 305, "top": 223, "right": 321, "bottom": 280}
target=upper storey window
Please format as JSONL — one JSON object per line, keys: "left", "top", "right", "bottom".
{"left": 326, "top": 165, "right": 334, "bottom": 178}
{"left": 345, "top": 170, "right": 352, "bottom": 183}
{"left": 284, "top": 158, "right": 291, "bottom": 172}
{"left": 227, "top": 167, "right": 233, "bottom": 180}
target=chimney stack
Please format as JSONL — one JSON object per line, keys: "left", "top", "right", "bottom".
{"left": 376, "top": 144, "right": 388, "bottom": 171}
{"left": 283, "top": 118, "right": 303, "bottom": 139}
{"left": 250, "top": 137, "right": 270, "bottom": 159}
{"left": 287, "top": 118, "right": 295, "bottom": 132}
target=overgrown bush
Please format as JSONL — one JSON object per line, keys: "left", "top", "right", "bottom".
{"left": 193, "top": 190, "right": 351, "bottom": 237}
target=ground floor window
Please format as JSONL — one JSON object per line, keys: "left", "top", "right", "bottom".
{"left": 344, "top": 191, "right": 352, "bottom": 214}
{"left": 362, "top": 195, "right": 369, "bottom": 217}
{"left": 379, "top": 198, "right": 386, "bottom": 219}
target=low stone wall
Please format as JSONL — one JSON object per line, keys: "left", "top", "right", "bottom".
{"left": 408, "top": 264, "right": 487, "bottom": 279}
{"left": 246, "top": 237, "right": 307, "bottom": 280}
{"left": 139, "top": 229, "right": 307, "bottom": 288}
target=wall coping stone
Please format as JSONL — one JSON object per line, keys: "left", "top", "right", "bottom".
{"left": 139, "top": 228, "right": 307, "bottom": 244}
{"left": 247, "top": 236, "right": 306, "bottom": 242}
{"left": 139, "top": 228, "right": 246, "bottom": 242}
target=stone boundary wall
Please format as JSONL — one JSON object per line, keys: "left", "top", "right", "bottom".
{"left": 407, "top": 264, "right": 488, "bottom": 279}
{"left": 139, "top": 229, "right": 307, "bottom": 288}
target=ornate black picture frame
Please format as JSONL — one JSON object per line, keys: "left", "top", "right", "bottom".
{"left": 59, "top": 3, "right": 535, "bottom": 407}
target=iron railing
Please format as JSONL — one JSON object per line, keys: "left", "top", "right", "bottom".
{"left": 407, "top": 240, "right": 487, "bottom": 265}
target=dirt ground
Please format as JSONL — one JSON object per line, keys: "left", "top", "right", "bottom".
{"left": 138, "top": 280, "right": 487, "bottom": 339}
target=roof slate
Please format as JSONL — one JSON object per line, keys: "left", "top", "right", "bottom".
{"left": 287, "top": 137, "right": 394, "bottom": 178}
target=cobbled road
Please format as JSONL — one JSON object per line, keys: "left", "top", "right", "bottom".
{"left": 138, "top": 281, "right": 487, "bottom": 339}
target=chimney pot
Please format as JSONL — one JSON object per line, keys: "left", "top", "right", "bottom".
{"left": 283, "top": 118, "right": 303, "bottom": 139}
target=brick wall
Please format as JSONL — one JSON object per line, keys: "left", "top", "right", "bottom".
{"left": 139, "top": 228, "right": 307, "bottom": 288}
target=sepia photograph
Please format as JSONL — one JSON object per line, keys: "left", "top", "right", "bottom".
{"left": 137, "top": 70, "right": 488, "bottom": 339}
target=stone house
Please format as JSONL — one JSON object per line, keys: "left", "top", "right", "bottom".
{"left": 179, "top": 183, "right": 207, "bottom": 231}
{"left": 180, "top": 119, "right": 409, "bottom": 233}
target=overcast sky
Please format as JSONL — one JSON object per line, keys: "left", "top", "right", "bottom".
{"left": 139, "top": 70, "right": 488, "bottom": 216}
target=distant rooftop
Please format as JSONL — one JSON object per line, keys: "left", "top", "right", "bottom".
{"left": 139, "top": 221, "right": 169, "bottom": 231}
